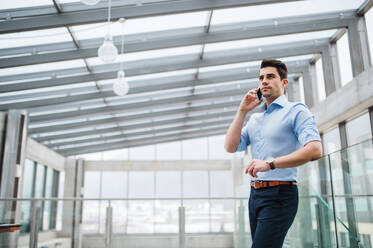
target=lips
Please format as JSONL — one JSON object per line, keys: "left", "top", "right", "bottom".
{"left": 262, "top": 87, "right": 271, "bottom": 91}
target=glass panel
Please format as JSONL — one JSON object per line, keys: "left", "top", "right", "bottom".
{"left": 21, "top": 159, "right": 35, "bottom": 197}
{"left": 127, "top": 200, "right": 154, "bottom": 233}
{"left": 102, "top": 148, "right": 128, "bottom": 160}
{"left": 204, "top": 30, "right": 336, "bottom": 53}
{"left": 0, "top": 0, "right": 52, "bottom": 10}
{"left": 286, "top": 156, "right": 338, "bottom": 247}
{"left": 20, "top": 159, "right": 35, "bottom": 233}
{"left": 56, "top": 171, "right": 64, "bottom": 230}
{"left": 156, "top": 171, "right": 181, "bottom": 198}
{"left": 182, "top": 138, "right": 208, "bottom": 160}
{"left": 42, "top": 168, "right": 53, "bottom": 231}
{"left": 365, "top": 8, "right": 373, "bottom": 65}
{"left": 211, "top": 0, "right": 365, "bottom": 25}
{"left": 78, "top": 152, "right": 102, "bottom": 160}
{"left": 0, "top": 27, "right": 72, "bottom": 51}
{"left": 156, "top": 141, "right": 181, "bottom": 160}
{"left": 323, "top": 127, "right": 341, "bottom": 154}
{"left": 298, "top": 76, "right": 305, "bottom": 104}
{"left": 0, "top": 59, "right": 86, "bottom": 79}
{"left": 82, "top": 200, "right": 100, "bottom": 234}
{"left": 71, "top": 11, "right": 208, "bottom": 40}
{"left": 184, "top": 200, "right": 209, "bottom": 233}
{"left": 235, "top": 198, "right": 251, "bottom": 247}
{"left": 183, "top": 171, "right": 208, "bottom": 198}
{"left": 329, "top": 139, "right": 373, "bottom": 247}
{"left": 315, "top": 58, "right": 326, "bottom": 101}
{"left": 101, "top": 171, "right": 127, "bottom": 198}
{"left": 210, "top": 171, "right": 233, "bottom": 197}
{"left": 128, "top": 171, "right": 154, "bottom": 198}
{"left": 129, "top": 145, "right": 155, "bottom": 160}
{"left": 84, "top": 171, "right": 101, "bottom": 198}
{"left": 210, "top": 200, "right": 234, "bottom": 232}
{"left": 154, "top": 200, "right": 179, "bottom": 233}
{"left": 35, "top": 163, "right": 46, "bottom": 230}
{"left": 208, "top": 135, "right": 233, "bottom": 160}
{"left": 111, "top": 200, "right": 127, "bottom": 234}
{"left": 337, "top": 32, "right": 353, "bottom": 86}
{"left": 346, "top": 112, "right": 372, "bottom": 146}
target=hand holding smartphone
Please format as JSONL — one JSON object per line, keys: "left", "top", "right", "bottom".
{"left": 256, "top": 88, "right": 262, "bottom": 101}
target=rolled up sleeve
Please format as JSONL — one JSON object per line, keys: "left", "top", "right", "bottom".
{"left": 292, "top": 104, "right": 321, "bottom": 146}
{"left": 236, "top": 123, "right": 251, "bottom": 152}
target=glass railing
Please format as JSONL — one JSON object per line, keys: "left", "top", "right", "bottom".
{"left": 285, "top": 138, "right": 373, "bottom": 248}
{"left": 0, "top": 197, "right": 242, "bottom": 248}
{"left": 0, "top": 138, "right": 372, "bottom": 248}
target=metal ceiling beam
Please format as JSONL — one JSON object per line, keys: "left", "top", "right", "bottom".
{"left": 0, "top": 39, "right": 317, "bottom": 110}
{"left": 45, "top": 118, "right": 233, "bottom": 148}
{"left": 57, "top": 125, "right": 230, "bottom": 156}
{"left": 28, "top": 88, "right": 248, "bottom": 123}
{"left": 357, "top": 0, "right": 373, "bottom": 15}
{"left": 0, "top": 10, "right": 354, "bottom": 59}
{"left": 30, "top": 100, "right": 243, "bottom": 136}
{"left": 26, "top": 62, "right": 306, "bottom": 123}
{"left": 0, "top": 0, "right": 303, "bottom": 34}
{"left": 0, "top": 67, "right": 255, "bottom": 110}
{"left": 0, "top": 10, "right": 354, "bottom": 68}
{"left": 0, "top": 39, "right": 319, "bottom": 94}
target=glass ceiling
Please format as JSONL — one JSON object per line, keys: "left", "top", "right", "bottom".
{"left": 0, "top": 0, "right": 370, "bottom": 155}
{"left": 211, "top": 0, "right": 365, "bottom": 25}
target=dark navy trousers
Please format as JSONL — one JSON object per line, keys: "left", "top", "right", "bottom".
{"left": 249, "top": 184, "right": 298, "bottom": 248}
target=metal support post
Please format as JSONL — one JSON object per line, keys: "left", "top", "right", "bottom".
{"left": 302, "top": 65, "right": 318, "bottom": 108}
{"left": 29, "top": 200, "right": 40, "bottom": 248}
{"left": 105, "top": 205, "right": 113, "bottom": 248}
{"left": 347, "top": 16, "right": 372, "bottom": 76}
{"left": 321, "top": 43, "right": 341, "bottom": 96}
{"left": 338, "top": 122, "right": 360, "bottom": 247}
{"left": 178, "top": 206, "right": 185, "bottom": 248}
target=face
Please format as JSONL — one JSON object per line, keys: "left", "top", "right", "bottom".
{"left": 259, "top": 66, "right": 288, "bottom": 99}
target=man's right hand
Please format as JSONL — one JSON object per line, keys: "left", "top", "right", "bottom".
{"left": 239, "top": 89, "right": 263, "bottom": 113}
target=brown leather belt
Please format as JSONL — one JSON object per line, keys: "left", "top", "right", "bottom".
{"left": 251, "top": 181, "right": 296, "bottom": 189}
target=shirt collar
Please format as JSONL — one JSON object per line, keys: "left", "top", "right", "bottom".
{"left": 260, "top": 94, "right": 288, "bottom": 112}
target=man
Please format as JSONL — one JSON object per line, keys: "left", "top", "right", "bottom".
{"left": 224, "top": 58, "right": 322, "bottom": 248}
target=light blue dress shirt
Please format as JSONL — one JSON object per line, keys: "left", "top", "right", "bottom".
{"left": 236, "top": 94, "right": 321, "bottom": 181}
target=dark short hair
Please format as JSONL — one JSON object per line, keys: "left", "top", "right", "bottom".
{"left": 260, "top": 58, "right": 288, "bottom": 80}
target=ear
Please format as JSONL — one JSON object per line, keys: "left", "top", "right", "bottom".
{"left": 282, "top": 78, "right": 289, "bottom": 88}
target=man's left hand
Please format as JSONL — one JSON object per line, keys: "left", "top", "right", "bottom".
{"left": 245, "top": 159, "right": 270, "bottom": 177}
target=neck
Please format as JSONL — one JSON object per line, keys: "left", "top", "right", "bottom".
{"left": 265, "top": 95, "right": 281, "bottom": 109}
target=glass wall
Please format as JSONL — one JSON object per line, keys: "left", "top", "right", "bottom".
{"left": 336, "top": 32, "right": 353, "bottom": 86}
{"left": 323, "top": 127, "right": 341, "bottom": 154}
{"left": 315, "top": 58, "right": 326, "bottom": 101}
{"left": 76, "top": 134, "right": 239, "bottom": 161}
{"left": 346, "top": 112, "right": 372, "bottom": 146}
{"left": 82, "top": 169, "right": 234, "bottom": 234}
{"left": 365, "top": 8, "right": 373, "bottom": 65}
{"left": 20, "top": 159, "right": 60, "bottom": 233}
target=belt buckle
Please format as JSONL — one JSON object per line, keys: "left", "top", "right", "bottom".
{"left": 254, "top": 181, "right": 262, "bottom": 189}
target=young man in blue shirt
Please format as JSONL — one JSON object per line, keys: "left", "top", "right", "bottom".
{"left": 225, "top": 59, "right": 323, "bottom": 248}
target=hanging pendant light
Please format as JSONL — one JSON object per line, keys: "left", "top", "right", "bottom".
{"left": 98, "top": 0, "right": 118, "bottom": 63}
{"left": 81, "top": 0, "right": 101, "bottom": 5}
{"left": 113, "top": 18, "right": 129, "bottom": 96}
{"left": 113, "top": 70, "right": 129, "bottom": 96}
{"left": 98, "top": 33, "right": 118, "bottom": 63}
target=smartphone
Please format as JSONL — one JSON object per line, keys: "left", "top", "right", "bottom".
{"left": 257, "top": 88, "right": 262, "bottom": 100}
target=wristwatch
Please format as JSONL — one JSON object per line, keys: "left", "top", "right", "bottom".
{"left": 266, "top": 158, "right": 276, "bottom": 170}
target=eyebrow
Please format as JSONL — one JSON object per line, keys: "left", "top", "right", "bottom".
{"left": 259, "top": 73, "right": 276, "bottom": 79}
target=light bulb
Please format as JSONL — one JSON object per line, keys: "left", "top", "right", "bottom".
{"left": 98, "top": 34, "right": 118, "bottom": 63}
{"left": 113, "top": 70, "right": 129, "bottom": 96}
{"left": 81, "top": 0, "right": 101, "bottom": 5}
